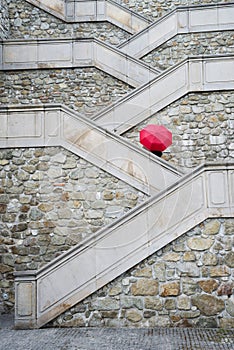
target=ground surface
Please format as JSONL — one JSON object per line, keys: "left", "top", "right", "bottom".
{"left": 0, "top": 314, "right": 233, "bottom": 350}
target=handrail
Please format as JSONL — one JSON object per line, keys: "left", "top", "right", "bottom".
{"left": 14, "top": 162, "right": 234, "bottom": 328}
{"left": 92, "top": 54, "right": 234, "bottom": 134}
{"left": 0, "top": 38, "right": 159, "bottom": 87}
{"left": 119, "top": 2, "right": 234, "bottom": 58}
{"left": 0, "top": 104, "right": 182, "bottom": 195}
{"left": 24, "top": 0, "right": 151, "bottom": 33}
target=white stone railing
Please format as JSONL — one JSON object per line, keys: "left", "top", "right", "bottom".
{"left": 14, "top": 162, "right": 234, "bottom": 328}
{"left": 93, "top": 55, "right": 234, "bottom": 134}
{"left": 24, "top": 0, "right": 151, "bottom": 33}
{"left": 119, "top": 2, "right": 234, "bottom": 58}
{"left": 0, "top": 38, "right": 159, "bottom": 87}
{"left": 0, "top": 104, "right": 182, "bottom": 195}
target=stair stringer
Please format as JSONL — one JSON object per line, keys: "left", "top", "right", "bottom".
{"left": 0, "top": 38, "right": 160, "bottom": 88}
{"left": 92, "top": 55, "right": 234, "bottom": 134}
{"left": 0, "top": 104, "right": 182, "bottom": 195}
{"left": 14, "top": 163, "right": 234, "bottom": 329}
{"left": 118, "top": 2, "right": 234, "bottom": 58}
{"left": 24, "top": 0, "right": 151, "bottom": 34}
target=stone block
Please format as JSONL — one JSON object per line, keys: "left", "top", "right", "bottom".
{"left": 133, "top": 267, "right": 152, "bottom": 278}
{"left": 145, "top": 297, "right": 163, "bottom": 311}
{"left": 126, "top": 309, "right": 142, "bottom": 323}
{"left": 153, "top": 262, "right": 166, "bottom": 281}
{"left": 160, "top": 282, "right": 180, "bottom": 297}
{"left": 198, "top": 279, "right": 219, "bottom": 293}
{"left": 187, "top": 237, "right": 213, "bottom": 250}
{"left": 177, "top": 296, "right": 191, "bottom": 310}
{"left": 203, "top": 220, "right": 221, "bottom": 235}
{"left": 202, "top": 252, "right": 218, "bottom": 266}
{"left": 91, "top": 298, "right": 119, "bottom": 311}
{"left": 210, "top": 266, "right": 230, "bottom": 277}
{"left": 225, "top": 251, "right": 234, "bottom": 267}
{"left": 131, "top": 279, "right": 159, "bottom": 296}
{"left": 163, "top": 252, "right": 181, "bottom": 262}
{"left": 120, "top": 296, "right": 143, "bottom": 310}
{"left": 191, "top": 295, "right": 225, "bottom": 316}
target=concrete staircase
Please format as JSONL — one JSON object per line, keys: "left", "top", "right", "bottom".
{"left": 14, "top": 162, "right": 234, "bottom": 328}
{"left": 0, "top": 1, "right": 233, "bottom": 328}
{"left": 24, "top": 0, "right": 151, "bottom": 33}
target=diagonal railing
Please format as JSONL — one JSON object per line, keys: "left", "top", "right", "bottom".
{"left": 0, "top": 38, "right": 160, "bottom": 87}
{"left": 118, "top": 2, "right": 234, "bottom": 58}
{"left": 0, "top": 104, "right": 182, "bottom": 195}
{"left": 92, "top": 55, "right": 234, "bottom": 134}
{"left": 24, "top": 0, "right": 151, "bottom": 33}
{"left": 14, "top": 162, "right": 234, "bottom": 328}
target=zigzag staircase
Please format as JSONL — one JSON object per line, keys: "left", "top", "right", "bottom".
{"left": 0, "top": 1, "right": 234, "bottom": 328}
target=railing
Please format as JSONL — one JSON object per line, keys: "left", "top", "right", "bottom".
{"left": 24, "top": 0, "right": 151, "bottom": 33}
{"left": 119, "top": 2, "right": 234, "bottom": 58}
{"left": 92, "top": 55, "right": 234, "bottom": 133}
{"left": 14, "top": 162, "right": 234, "bottom": 328}
{"left": 0, "top": 38, "right": 159, "bottom": 87}
{"left": 0, "top": 104, "right": 182, "bottom": 195}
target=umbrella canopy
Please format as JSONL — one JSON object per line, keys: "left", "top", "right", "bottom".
{"left": 140, "top": 124, "right": 172, "bottom": 152}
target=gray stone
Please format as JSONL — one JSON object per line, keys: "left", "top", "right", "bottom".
{"left": 131, "top": 279, "right": 159, "bottom": 296}
{"left": 120, "top": 296, "right": 143, "bottom": 310}
{"left": 145, "top": 297, "right": 163, "bottom": 311}
{"left": 226, "top": 296, "right": 234, "bottom": 317}
{"left": 153, "top": 262, "right": 166, "bottom": 281}
{"left": 225, "top": 251, "right": 234, "bottom": 267}
{"left": 191, "top": 295, "right": 225, "bottom": 316}
{"left": 187, "top": 237, "right": 213, "bottom": 251}
{"left": 91, "top": 298, "right": 119, "bottom": 311}
{"left": 126, "top": 309, "right": 142, "bottom": 323}
{"left": 29, "top": 208, "right": 43, "bottom": 220}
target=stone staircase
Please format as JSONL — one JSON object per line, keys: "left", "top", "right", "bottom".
{"left": 0, "top": 0, "right": 234, "bottom": 328}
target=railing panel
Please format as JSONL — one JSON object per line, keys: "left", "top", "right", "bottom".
{"left": 0, "top": 39, "right": 157, "bottom": 87}
{"left": 94, "top": 56, "right": 234, "bottom": 133}
{"left": 14, "top": 164, "right": 234, "bottom": 328}
{"left": 0, "top": 105, "right": 182, "bottom": 194}
{"left": 119, "top": 3, "right": 234, "bottom": 58}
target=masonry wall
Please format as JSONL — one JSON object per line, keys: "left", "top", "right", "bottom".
{"left": 50, "top": 218, "right": 234, "bottom": 329}
{"left": 142, "top": 31, "right": 234, "bottom": 71}
{"left": 124, "top": 91, "right": 234, "bottom": 169}
{"left": 116, "top": 0, "right": 233, "bottom": 21}
{"left": 0, "top": 0, "right": 233, "bottom": 328}
{"left": 0, "top": 68, "right": 133, "bottom": 118}
{"left": 8, "top": 0, "right": 130, "bottom": 44}
{"left": 0, "top": 147, "right": 147, "bottom": 313}
{"left": 0, "top": 0, "right": 9, "bottom": 39}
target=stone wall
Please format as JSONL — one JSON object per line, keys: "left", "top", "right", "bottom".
{"left": 50, "top": 218, "right": 234, "bottom": 329}
{"left": 142, "top": 31, "right": 234, "bottom": 71}
{"left": 8, "top": 0, "right": 130, "bottom": 45}
{"left": 124, "top": 91, "right": 234, "bottom": 169}
{"left": 0, "top": 147, "right": 147, "bottom": 313}
{"left": 0, "top": 0, "right": 9, "bottom": 39}
{"left": 1, "top": 0, "right": 234, "bottom": 329}
{"left": 0, "top": 68, "right": 133, "bottom": 118}
{"left": 116, "top": 0, "right": 233, "bottom": 21}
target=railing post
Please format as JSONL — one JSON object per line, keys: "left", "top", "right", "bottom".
{"left": 14, "top": 271, "right": 37, "bottom": 329}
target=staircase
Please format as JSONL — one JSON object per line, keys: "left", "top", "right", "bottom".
{"left": 14, "top": 163, "right": 234, "bottom": 328}
{"left": 0, "top": 0, "right": 233, "bottom": 328}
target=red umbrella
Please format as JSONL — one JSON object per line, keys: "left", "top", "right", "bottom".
{"left": 140, "top": 124, "right": 172, "bottom": 152}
